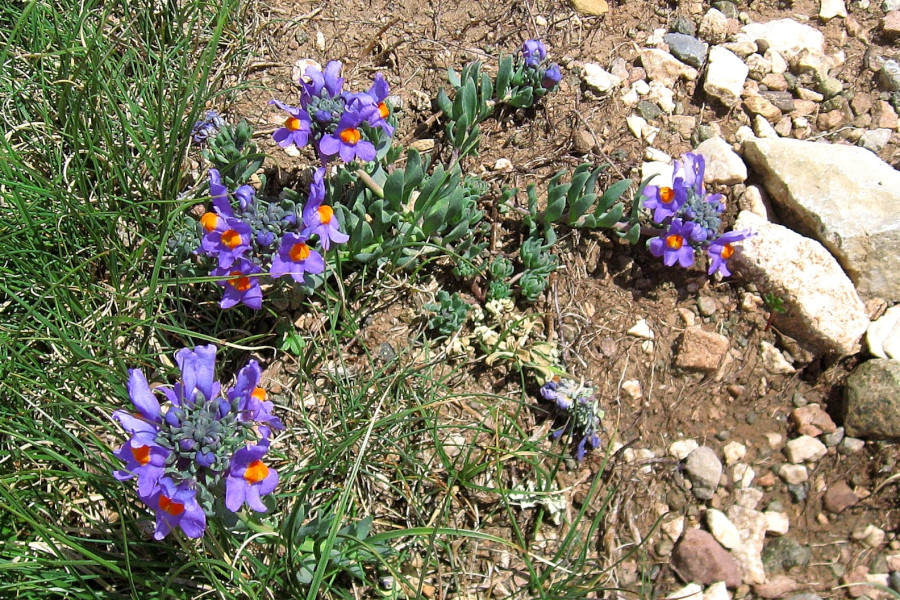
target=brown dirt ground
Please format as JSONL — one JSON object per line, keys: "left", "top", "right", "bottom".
{"left": 215, "top": 0, "right": 900, "bottom": 597}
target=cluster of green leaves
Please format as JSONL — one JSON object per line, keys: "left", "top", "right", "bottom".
{"left": 283, "top": 506, "right": 393, "bottom": 587}
{"left": 204, "top": 119, "right": 265, "bottom": 189}
{"left": 423, "top": 291, "right": 471, "bottom": 337}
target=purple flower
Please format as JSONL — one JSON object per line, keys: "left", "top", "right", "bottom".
{"left": 143, "top": 477, "right": 207, "bottom": 540}
{"left": 174, "top": 345, "right": 219, "bottom": 405}
{"left": 648, "top": 218, "right": 702, "bottom": 268}
{"left": 345, "top": 73, "right": 394, "bottom": 137}
{"left": 301, "top": 60, "right": 345, "bottom": 103}
{"left": 208, "top": 169, "right": 234, "bottom": 217}
{"left": 212, "top": 258, "right": 264, "bottom": 310}
{"left": 270, "top": 232, "right": 325, "bottom": 284}
{"left": 191, "top": 110, "right": 225, "bottom": 144}
{"left": 225, "top": 440, "right": 279, "bottom": 513}
{"left": 541, "top": 64, "right": 562, "bottom": 90}
{"left": 318, "top": 110, "right": 376, "bottom": 163}
{"left": 301, "top": 168, "right": 349, "bottom": 249}
{"left": 677, "top": 152, "right": 706, "bottom": 194}
{"left": 227, "top": 360, "right": 284, "bottom": 435}
{"left": 521, "top": 39, "right": 547, "bottom": 68}
{"left": 575, "top": 432, "right": 602, "bottom": 462}
{"left": 199, "top": 212, "right": 252, "bottom": 268}
{"left": 642, "top": 179, "right": 688, "bottom": 223}
{"left": 269, "top": 100, "right": 312, "bottom": 149}
{"left": 707, "top": 229, "right": 753, "bottom": 276}
{"left": 114, "top": 439, "right": 168, "bottom": 497}
{"left": 112, "top": 370, "right": 169, "bottom": 496}
{"left": 540, "top": 379, "right": 573, "bottom": 410}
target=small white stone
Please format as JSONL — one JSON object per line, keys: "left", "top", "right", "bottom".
{"left": 581, "top": 63, "right": 623, "bottom": 94}
{"left": 723, "top": 441, "right": 747, "bottom": 466}
{"left": 315, "top": 31, "right": 326, "bottom": 52}
{"left": 621, "top": 87, "right": 640, "bottom": 107}
{"left": 733, "top": 463, "right": 755, "bottom": 488}
{"left": 643, "top": 125, "right": 661, "bottom": 144}
{"left": 645, "top": 147, "right": 672, "bottom": 162}
{"left": 621, "top": 379, "right": 643, "bottom": 399}
{"left": 694, "top": 136, "right": 748, "bottom": 184}
{"left": 819, "top": 0, "right": 848, "bottom": 20}
{"left": 707, "top": 508, "right": 742, "bottom": 549}
{"left": 702, "top": 581, "right": 731, "bottom": 600}
{"left": 735, "top": 125, "right": 756, "bottom": 144}
{"left": 628, "top": 318, "right": 654, "bottom": 339}
{"left": 764, "top": 511, "right": 790, "bottom": 535}
{"left": 735, "top": 487, "right": 764, "bottom": 509}
{"left": 646, "top": 28, "right": 667, "bottom": 45}
{"left": 704, "top": 46, "right": 749, "bottom": 107}
{"left": 493, "top": 158, "right": 513, "bottom": 172}
{"left": 852, "top": 524, "right": 886, "bottom": 548}
{"left": 535, "top": 15, "right": 548, "bottom": 26}
{"left": 647, "top": 81, "right": 676, "bottom": 113}
{"left": 765, "top": 432, "right": 784, "bottom": 449}
{"left": 627, "top": 115, "right": 647, "bottom": 139}
{"left": 292, "top": 58, "right": 322, "bottom": 85}
{"left": 866, "top": 305, "right": 900, "bottom": 359}
{"left": 635, "top": 448, "right": 656, "bottom": 474}
{"left": 677, "top": 308, "right": 696, "bottom": 327}
{"left": 761, "top": 341, "right": 795, "bottom": 374}
{"left": 753, "top": 114, "right": 779, "bottom": 138}
{"left": 632, "top": 79, "right": 650, "bottom": 95}
{"left": 282, "top": 145, "right": 302, "bottom": 157}
{"left": 778, "top": 463, "right": 809, "bottom": 484}
{"left": 784, "top": 435, "right": 827, "bottom": 464}
{"left": 661, "top": 515, "right": 685, "bottom": 541}
{"left": 669, "top": 439, "right": 699, "bottom": 460}
{"left": 667, "top": 583, "right": 703, "bottom": 600}
{"left": 642, "top": 340, "right": 654, "bottom": 354}
{"left": 765, "top": 49, "right": 789, "bottom": 74}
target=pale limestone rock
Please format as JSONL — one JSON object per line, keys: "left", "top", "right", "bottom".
{"left": 765, "top": 49, "right": 789, "bottom": 74}
{"left": 778, "top": 463, "right": 809, "bottom": 484}
{"left": 627, "top": 318, "right": 654, "bottom": 339}
{"left": 627, "top": 114, "right": 648, "bottom": 139}
{"left": 723, "top": 441, "right": 747, "bottom": 466}
{"left": 703, "top": 581, "right": 731, "bottom": 600}
{"left": 699, "top": 8, "right": 729, "bottom": 44}
{"left": 669, "top": 438, "right": 700, "bottom": 460}
{"left": 752, "top": 114, "right": 779, "bottom": 138}
{"left": 785, "top": 435, "right": 828, "bottom": 463}
{"left": 621, "top": 379, "right": 642, "bottom": 399}
{"left": 694, "top": 136, "right": 748, "bottom": 184}
{"left": 667, "top": 583, "right": 703, "bottom": 600}
{"left": 731, "top": 211, "right": 870, "bottom": 356}
{"left": 704, "top": 46, "right": 748, "bottom": 107}
{"left": 820, "top": 0, "right": 848, "bottom": 19}
{"left": 707, "top": 508, "right": 742, "bottom": 549}
{"left": 733, "top": 463, "right": 755, "bottom": 488}
{"left": 738, "top": 185, "right": 771, "bottom": 219}
{"left": 742, "top": 137, "right": 900, "bottom": 302}
{"left": 726, "top": 505, "right": 768, "bottom": 584}
{"left": 647, "top": 81, "right": 676, "bottom": 113}
{"left": 662, "top": 515, "right": 685, "bottom": 541}
{"left": 580, "top": 63, "right": 622, "bottom": 94}
{"left": 740, "top": 19, "right": 825, "bottom": 61}
{"left": 761, "top": 341, "right": 795, "bottom": 374}
{"left": 764, "top": 511, "right": 790, "bottom": 535}
{"left": 867, "top": 305, "right": 900, "bottom": 359}
{"left": 640, "top": 48, "right": 698, "bottom": 87}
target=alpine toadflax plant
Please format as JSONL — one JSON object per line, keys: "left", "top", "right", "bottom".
{"left": 270, "top": 61, "right": 394, "bottom": 164}
{"left": 642, "top": 152, "right": 753, "bottom": 275}
{"left": 195, "top": 166, "right": 346, "bottom": 309}
{"left": 539, "top": 377, "right": 604, "bottom": 461}
{"left": 112, "top": 345, "right": 283, "bottom": 539}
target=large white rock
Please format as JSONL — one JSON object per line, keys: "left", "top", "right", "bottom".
{"left": 726, "top": 505, "right": 768, "bottom": 585}
{"left": 695, "top": 136, "right": 748, "bottom": 184}
{"left": 704, "top": 46, "right": 749, "bottom": 107}
{"left": 731, "top": 211, "right": 869, "bottom": 357}
{"left": 742, "top": 137, "right": 900, "bottom": 302}
{"left": 740, "top": 19, "right": 825, "bottom": 61}
{"left": 867, "top": 305, "right": 900, "bottom": 359}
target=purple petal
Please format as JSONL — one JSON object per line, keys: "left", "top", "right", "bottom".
{"left": 127, "top": 369, "right": 160, "bottom": 421}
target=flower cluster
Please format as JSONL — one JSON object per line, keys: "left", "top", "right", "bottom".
{"left": 539, "top": 377, "right": 604, "bottom": 461}
{"left": 642, "top": 153, "right": 753, "bottom": 276}
{"left": 270, "top": 61, "right": 394, "bottom": 164}
{"left": 191, "top": 110, "right": 226, "bottom": 144}
{"left": 112, "top": 345, "right": 283, "bottom": 539}
{"left": 196, "top": 167, "right": 347, "bottom": 309}
{"left": 519, "top": 39, "right": 562, "bottom": 92}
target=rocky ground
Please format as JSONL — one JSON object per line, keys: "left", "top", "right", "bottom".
{"left": 224, "top": 0, "right": 900, "bottom": 597}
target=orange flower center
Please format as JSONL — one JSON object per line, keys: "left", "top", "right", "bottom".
{"left": 227, "top": 271, "right": 251, "bottom": 292}
{"left": 721, "top": 243, "right": 734, "bottom": 259}
{"left": 201, "top": 212, "right": 219, "bottom": 232}
{"left": 130, "top": 445, "right": 151, "bottom": 466}
{"left": 659, "top": 187, "right": 674, "bottom": 204}
{"left": 159, "top": 495, "right": 185, "bottom": 516}
{"left": 244, "top": 460, "right": 269, "bottom": 484}
{"left": 339, "top": 127, "right": 361, "bottom": 145}
{"left": 221, "top": 229, "right": 242, "bottom": 249}
{"left": 317, "top": 205, "right": 333, "bottom": 224}
{"left": 378, "top": 102, "right": 389, "bottom": 119}
{"left": 252, "top": 387, "right": 266, "bottom": 401}
{"left": 285, "top": 116, "right": 301, "bottom": 131}
{"left": 665, "top": 234, "right": 684, "bottom": 250}
{"left": 289, "top": 242, "right": 310, "bottom": 262}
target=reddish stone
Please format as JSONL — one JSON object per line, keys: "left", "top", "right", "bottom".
{"left": 671, "top": 529, "right": 742, "bottom": 588}
{"left": 823, "top": 480, "right": 859, "bottom": 514}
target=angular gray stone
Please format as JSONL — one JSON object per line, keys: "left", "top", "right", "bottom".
{"left": 878, "top": 59, "right": 900, "bottom": 92}
{"left": 704, "top": 46, "right": 748, "bottom": 107}
{"left": 730, "top": 211, "right": 869, "bottom": 357}
{"left": 664, "top": 33, "right": 708, "bottom": 68}
{"left": 684, "top": 446, "right": 723, "bottom": 500}
{"left": 742, "top": 137, "right": 900, "bottom": 302}
{"left": 844, "top": 359, "right": 900, "bottom": 440}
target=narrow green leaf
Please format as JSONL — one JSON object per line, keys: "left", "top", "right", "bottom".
{"left": 496, "top": 54, "right": 513, "bottom": 99}
{"left": 595, "top": 178, "right": 632, "bottom": 214}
